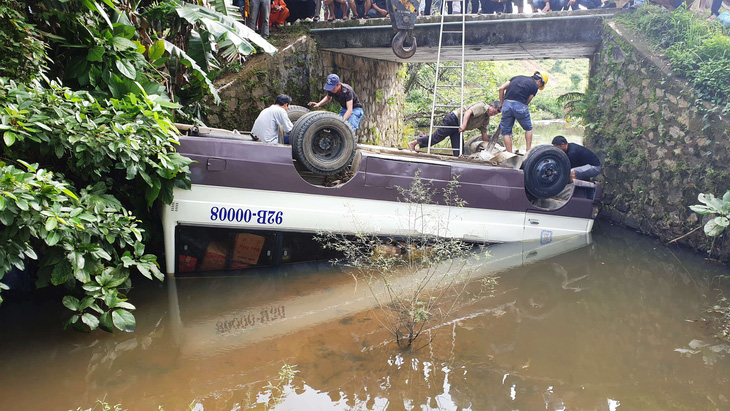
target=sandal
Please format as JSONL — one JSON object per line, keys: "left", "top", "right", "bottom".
{"left": 313, "top": 16, "right": 320, "bottom": 21}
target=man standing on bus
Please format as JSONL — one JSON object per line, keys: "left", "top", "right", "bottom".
{"left": 498, "top": 71, "right": 547, "bottom": 154}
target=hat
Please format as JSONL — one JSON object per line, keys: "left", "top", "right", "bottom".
{"left": 324, "top": 74, "right": 340, "bottom": 92}
{"left": 533, "top": 71, "right": 548, "bottom": 90}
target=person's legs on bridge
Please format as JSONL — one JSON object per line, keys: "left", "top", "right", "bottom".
{"left": 259, "top": 0, "right": 271, "bottom": 37}
{"left": 248, "top": 0, "right": 262, "bottom": 31}
{"left": 531, "top": 0, "right": 547, "bottom": 10}
{"left": 578, "top": 0, "right": 602, "bottom": 7}
{"left": 424, "top": 0, "right": 430, "bottom": 14}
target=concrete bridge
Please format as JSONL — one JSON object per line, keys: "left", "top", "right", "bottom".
{"left": 310, "top": 9, "right": 621, "bottom": 63}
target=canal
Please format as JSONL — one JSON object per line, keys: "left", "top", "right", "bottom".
{"left": 0, "top": 221, "right": 729, "bottom": 410}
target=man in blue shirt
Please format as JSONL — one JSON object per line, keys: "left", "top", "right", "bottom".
{"left": 552, "top": 135, "right": 602, "bottom": 181}
{"left": 498, "top": 71, "right": 547, "bottom": 154}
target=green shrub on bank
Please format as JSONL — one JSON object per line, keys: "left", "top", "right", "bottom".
{"left": 0, "top": 2, "right": 46, "bottom": 83}
{"left": 0, "top": 78, "right": 191, "bottom": 210}
{"left": 617, "top": 5, "right": 730, "bottom": 107}
{"left": 0, "top": 162, "right": 156, "bottom": 332}
{"left": 0, "top": 78, "right": 192, "bottom": 331}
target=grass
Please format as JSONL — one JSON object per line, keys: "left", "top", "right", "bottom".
{"left": 616, "top": 5, "right": 730, "bottom": 108}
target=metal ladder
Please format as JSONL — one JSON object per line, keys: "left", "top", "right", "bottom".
{"left": 425, "top": 0, "right": 467, "bottom": 156}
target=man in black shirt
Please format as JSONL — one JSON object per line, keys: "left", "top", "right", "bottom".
{"left": 498, "top": 71, "right": 547, "bottom": 154}
{"left": 552, "top": 135, "right": 602, "bottom": 181}
{"left": 309, "top": 74, "right": 364, "bottom": 131}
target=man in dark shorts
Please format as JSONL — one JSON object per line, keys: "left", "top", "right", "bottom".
{"left": 407, "top": 101, "right": 501, "bottom": 155}
{"left": 308, "top": 74, "right": 364, "bottom": 131}
{"left": 551, "top": 135, "right": 602, "bottom": 181}
{"left": 498, "top": 71, "right": 547, "bottom": 154}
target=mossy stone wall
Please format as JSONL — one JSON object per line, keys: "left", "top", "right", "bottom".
{"left": 204, "top": 36, "right": 405, "bottom": 146}
{"left": 587, "top": 21, "right": 730, "bottom": 261}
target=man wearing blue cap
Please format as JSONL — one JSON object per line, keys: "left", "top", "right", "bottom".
{"left": 308, "top": 74, "right": 364, "bottom": 131}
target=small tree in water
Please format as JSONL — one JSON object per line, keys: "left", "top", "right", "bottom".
{"left": 318, "top": 174, "right": 489, "bottom": 349}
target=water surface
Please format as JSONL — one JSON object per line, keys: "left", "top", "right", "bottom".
{"left": 0, "top": 221, "right": 729, "bottom": 410}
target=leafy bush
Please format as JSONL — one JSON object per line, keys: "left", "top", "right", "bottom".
{"left": 690, "top": 191, "right": 730, "bottom": 237}
{"left": 0, "top": 2, "right": 46, "bottom": 82}
{"left": 0, "top": 78, "right": 192, "bottom": 331}
{"left": 318, "top": 176, "right": 493, "bottom": 349}
{"left": 0, "top": 78, "right": 191, "bottom": 211}
{"left": 0, "top": 0, "right": 277, "bottom": 331}
{"left": 0, "top": 162, "right": 159, "bottom": 332}
{"left": 26, "top": 0, "right": 275, "bottom": 117}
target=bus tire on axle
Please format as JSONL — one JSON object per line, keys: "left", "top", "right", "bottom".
{"left": 291, "top": 111, "right": 357, "bottom": 175}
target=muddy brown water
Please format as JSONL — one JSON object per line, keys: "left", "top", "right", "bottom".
{"left": 1, "top": 221, "right": 729, "bottom": 410}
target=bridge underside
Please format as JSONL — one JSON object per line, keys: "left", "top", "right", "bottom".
{"left": 310, "top": 10, "right": 614, "bottom": 63}
{"left": 324, "top": 42, "right": 601, "bottom": 63}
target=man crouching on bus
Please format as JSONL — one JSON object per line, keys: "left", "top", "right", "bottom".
{"left": 251, "top": 94, "right": 294, "bottom": 144}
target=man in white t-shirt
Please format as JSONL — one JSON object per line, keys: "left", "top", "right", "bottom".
{"left": 251, "top": 94, "right": 294, "bottom": 144}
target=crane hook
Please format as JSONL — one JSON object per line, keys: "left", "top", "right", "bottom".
{"left": 392, "top": 29, "right": 417, "bottom": 59}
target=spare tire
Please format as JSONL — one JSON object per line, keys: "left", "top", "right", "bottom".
{"left": 287, "top": 105, "right": 310, "bottom": 124}
{"left": 522, "top": 145, "right": 571, "bottom": 199}
{"left": 290, "top": 111, "right": 357, "bottom": 175}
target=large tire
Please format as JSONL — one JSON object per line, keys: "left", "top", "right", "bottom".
{"left": 291, "top": 111, "right": 357, "bottom": 175}
{"left": 287, "top": 105, "right": 310, "bottom": 124}
{"left": 522, "top": 145, "right": 571, "bottom": 199}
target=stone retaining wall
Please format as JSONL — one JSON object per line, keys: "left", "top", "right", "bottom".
{"left": 587, "top": 22, "right": 730, "bottom": 261}
{"left": 204, "top": 36, "right": 405, "bottom": 146}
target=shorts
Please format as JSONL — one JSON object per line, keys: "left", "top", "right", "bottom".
{"left": 340, "top": 107, "right": 364, "bottom": 131}
{"left": 499, "top": 99, "right": 532, "bottom": 135}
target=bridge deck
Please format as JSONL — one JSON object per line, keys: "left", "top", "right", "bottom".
{"left": 309, "top": 9, "right": 620, "bottom": 62}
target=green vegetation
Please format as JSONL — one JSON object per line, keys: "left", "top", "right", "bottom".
{"left": 262, "top": 362, "right": 300, "bottom": 408}
{"left": 318, "top": 175, "right": 493, "bottom": 349}
{"left": 617, "top": 5, "right": 730, "bottom": 109}
{"left": 404, "top": 61, "right": 500, "bottom": 127}
{"left": 0, "top": 0, "right": 274, "bottom": 331}
{"left": 0, "top": 3, "right": 46, "bottom": 82}
{"left": 689, "top": 191, "right": 730, "bottom": 260}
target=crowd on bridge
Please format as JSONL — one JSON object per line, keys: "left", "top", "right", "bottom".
{"left": 235, "top": 0, "right": 729, "bottom": 38}
{"left": 234, "top": 0, "right": 649, "bottom": 38}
